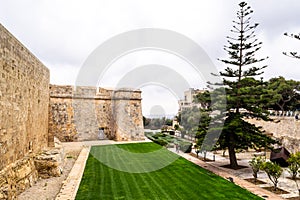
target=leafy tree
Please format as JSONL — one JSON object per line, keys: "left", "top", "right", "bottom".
{"left": 194, "top": 91, "right": 212, "bottom": 151}
{"left": 180, "top": 106, "right": 201, "bottom": 140}
{"left": 194, "top": 144, "right": 201, "bottom": 158}
{"left": 164, "top": 118, "right": 173, "bottom": 126}
{"left": 181, "top": 91, "right": 213, "bottom": 142}
{"left": 174, "top": 124, "right": 180, "bottom": 131}
{"left": 215, "top": 1, "right": 278, "bottom": 169}
{"left": 249, "top": 156, "right": 265, "bottom": 184}
{"left": 287, "top": 152, "right": 300, "bottom": 180}
{"left": 287, "top": 152, "right": 300, "bottom": 196}
{"left": 195, "top": 108, "right": 211, "bottom": 149}
{"left": 283, "top": 32, "right": 300, "bottom": 59}
{"left": 194, "top": 90, "right": 211, "bottom": 109}
{"left": 261, "top": 161, "right": 283, "bottom": 191}
{"left": 267, "top": 77, "right": 300, "bottom": 113}
{"left": 145, "top": 118, "right": 165, "bottom": 130}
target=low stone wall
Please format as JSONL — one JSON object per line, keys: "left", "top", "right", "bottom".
{"left": 248, "top": 117, "right": 300, "bottom": 152}
{"left": 280, "top": 136, "right": 300, "bottom": 154}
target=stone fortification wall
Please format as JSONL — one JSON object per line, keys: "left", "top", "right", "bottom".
{"left": 0, "top": 156, "right": 38, "bottom": 199}
{"left": 248, "top": 117, "right": 300, "bottom": 152}
{"left": 0, "top": 24, "right": 50, "bottom": 170}
{"left": 112, "top": 90, "right": 145, "bottom": 141}
{"left": 49, "top": 85, "right": 144, "bottom": 142}
{"left": 0, "top": 23, "right": 144, "bottom": 199}
{"left": 0, "top": 24, "right": 50, "bottom": 199}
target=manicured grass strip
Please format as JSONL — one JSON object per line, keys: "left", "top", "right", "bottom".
{"left": 76, "top": 142, "right": 262, "bottom": 200}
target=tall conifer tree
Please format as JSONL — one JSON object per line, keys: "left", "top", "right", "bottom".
{"left": 217, "top": 2, "right": 277, "bottom": 169}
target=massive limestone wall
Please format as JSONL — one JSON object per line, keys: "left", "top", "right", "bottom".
{"left": 0, "top": 24, "right": 50, "bottom": 169}
{"left": 49, "top": 85, "right": 144, "bottom": 142}
{"left": 0, "top": 24, "right": 49, "bottom": 199}
{"left": 248, "top": 117, "right": 300, "bottom": 153}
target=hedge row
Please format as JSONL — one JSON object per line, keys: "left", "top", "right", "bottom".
{"left": 145, "top": 132, "right": 192, "bottom": 153}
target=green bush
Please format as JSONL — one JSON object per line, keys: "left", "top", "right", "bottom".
{"left": 153, "top": 138, "right": 168, "bottom": 146}
{"left": 145, "top": 132, "right": 192, "bottom": 151}
{"left": 147, "top": 135, "right": 155, "bottom": 141}
{"left": 249, "top": 156, "right": 265, "bottom": 183}
{"left": 145, "top": 132, "right": 154, "bottom": 138}
{"left": 179, "top": 142, "right": 192, "bottom": 153}
{"left": 287, "top": 152, "right": 300, "bottom": 180}
{"left": 152, "top": 132, "right": 166, "bottom": 139}
{"left": 261, "top": 161, "right": 282, "bottom": 190}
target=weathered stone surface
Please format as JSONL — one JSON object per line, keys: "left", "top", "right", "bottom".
{"left": 112, "top": 91, "right": 145, "bottom": 141}
{"left": 0, "top": 138, "right": 64, "bottom": 199}
{"left": 34, "top": 160, "right": 60, "bottom": 179}
{"left": 248, "top": 117, "right": 300, "bottom": 152}
{"left": 49, "top": 85, "right": 145, "bottom": 141}
{"left": 0, "top": 156, "right": 38, "bottom": 200}
{"left": 34, "top": 140, "right": 64, "bottom": 179}
{"left": 0, "top": 147, "right": 64, "bottom": 199}
{"left": 0, "top": 23, "right": 50, "bottom": 172}
{"left": 0, "top": 23, "right": 49, "bottom": 199}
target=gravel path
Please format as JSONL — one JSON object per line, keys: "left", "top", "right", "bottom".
{"left": 18, "top": 147, "right": 82, "bottom": 200}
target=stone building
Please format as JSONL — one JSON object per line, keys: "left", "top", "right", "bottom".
{"left": 178, "top": 88, "right": 206, "bottom": 112}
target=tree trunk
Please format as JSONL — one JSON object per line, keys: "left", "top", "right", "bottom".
{"left": 253, "top": 172, "right": 257, "bottom": 184}
{"left": 228, "top": 144, "right": 238, "bottom": 169}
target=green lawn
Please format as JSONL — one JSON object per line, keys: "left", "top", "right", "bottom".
{"left": 76, "top": 142, "right": 262, "bottom": 200}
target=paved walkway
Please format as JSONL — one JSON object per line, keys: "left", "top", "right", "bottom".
{"left": 174, "top": 151, "right": 284, "bottom": 200}
{"left": 193, "top": 149, "right": 300, "bottom": 199}
{"left": 55, "top": 145, "right": 90, "bottom": 200}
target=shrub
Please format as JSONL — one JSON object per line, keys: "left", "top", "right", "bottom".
{"left": 152, "top": 132, "right": 166, "bottom": 139}
{"left": 249, "top": 156, "right": 265, "bottom": 183}
{"left": 147, "top": 136, "right": 155, "bottom": 141}
{"left": 179, "top": 142, "right": 192, "bottom": 153}
{"left": 145, "top": 132, "right": 192, "bottom": 152}
{"left": 194, "top": 144, "right": 200, "bottom": 158}
{"left": 261, "top": 161, "right": 282, "bottom": 190}
{"left": 287, "top": 152, "right": 300, "bottom": 180}
{"left": 153, "top": 138, "right": 168, "bottom": 146}
{"left": 144, "top": 132, "right": 155, "bottom": 141}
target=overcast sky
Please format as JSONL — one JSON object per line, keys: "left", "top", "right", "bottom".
{"left": 1, "top": 0, "right": 300, "bottom": 116}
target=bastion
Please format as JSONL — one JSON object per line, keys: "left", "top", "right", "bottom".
{"left": 48, "top": 84, "right": 145, "bottom": 142}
